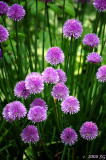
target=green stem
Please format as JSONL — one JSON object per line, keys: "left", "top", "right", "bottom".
{"left": 70, "top": 39, "right": 78, "bottom": 95}
{"left": 74, "top": 45, "right": 83, "bottom": 95}
{"left": 47, "top": 5, "right": 52, "bottom": 47}
{"left": 1, "top": 16, "right": 17, "bottom": 67}
{"left": 35, "top": 0, "right": 38, "bottom": 71}
{"left": 66, "top": 37, "right": 73, "bottom": 76}
{"left": 53, "top": 13, "right": 57, "bottom": 46}
{"left": 61, "top": 144, "right": 68, "bottom": 160}
{"left": 67, "top": 147, "right": 70, "bottom": 160}
{"left": 0, "top": 44, "right": 14, "bottom": 100}
{"left": 86, "top": 142, "right": 89, "bottom": 160}
{"left": 15, "top": 21, "right": 22, "bottom": 79}
{"left": 25, "top": 0, "right": 33, "bottom": 72}
{"left": 61, "top": 0, "right": 65, "bottom": 49}
{"left": 79, "top": 3, "right": 87, "bottom": 25}
{"left": 89, "top": 83, "right": 106, "bottom": 119}
{"left": 42, "top": 3, "right": 47, "bottom": 71}
{"left": 92, "top": 12, "right": 101, "bottom": 34}
{"left": 31, "top": 143, "right": 37, "bottom": 160}
{"left": 38, "top": 123, "right": 53, "bottom": 160}
{"left": 75, "top": 0, "right": 80, "bottom": 19}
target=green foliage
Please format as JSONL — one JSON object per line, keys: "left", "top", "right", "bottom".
{"left": 0, "top": 0, "right": 106, "bottom": 159}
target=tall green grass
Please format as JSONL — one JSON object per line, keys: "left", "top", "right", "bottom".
{"left": 0, "top": 0, "right": 106, "bottom": 159}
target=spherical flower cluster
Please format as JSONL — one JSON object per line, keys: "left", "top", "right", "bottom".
{"left": 96, "top": 65, "right": 106, "bottom": 82}
{"left": 63, "top": 19, "right": 83, "bottom": 39}
{"left": 25, "top": 72, "right": 44, "bottom": 94}
{"left": 2, "top": 102, "right": 13, "bottom": 122}
{"left": 8, "top": 4, "right": 25, "bottom": 21}
{"left": 28, "top": 106, "right": 47, "bottom": 123}
{"left": 0, "top": 25, "right": 9, "bottom": 43}
{"left": 60, "top": 127, "right": 78, "bottom": 146}
{"left": 61, "top": 96, "right": 80, "bottom": 114}
{"left": 0, "top": 49, "right": 2, "bottom": 59}
{"left": 80, "top": 122, "right": 98, "bottom": 140}
{"left": 41, "top": 0, "right": 54, "bottom": 3}
{"left": 83, "top": 33, "right": 100, "bottom": 48}
{"left": 30, "top": 98, "right": 48, "bottom": 110}
{"left": 93, "top": 0, "right": 106, "bottom": 12}
{"left": 42, "top": 67, "right": 59, "bottom": 84}
{"left": 2, "top": 101, "right": 27, "bottom": 122}
{"left": 21, "top": 125, "right": 39, "bottom": 143}
{"left": 51, "top": 83, "right": 69, "bottom": 101}
{"left": 0, "top": 1, "right": 8, "bottom": 15}
{"left": 14, "top": 81, "right": 30, "bottom": 99}
{"left": 86, "top": 52, "right": 102, "bottom": 64}
{"left": 56, "top": 69, "right": 67, "bottom": 83}
{"left": 45, "top": 47, "right": 64, "bottom": 66}
{"left": 75, "top": 0, "right": 91, "bottom": 4}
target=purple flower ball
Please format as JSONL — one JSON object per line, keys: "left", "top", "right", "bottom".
{"left": 2, "top": 102, "right": 13, "bottom": 122}
{"left": 25, "top": 72, "right": 44, "bottom": 94}
{"left": 28, "top": 106, "right": 47, "bottom": 123}
{"left": 2, "top": 101, "right": 27, "bottom": 122}
{"left": 56, "top": 69, "right": 67, "bottom": 83}
{"left": 0, "top": 1, "right": 8, "bottom": 15}
{"left": 14, "top": 81, "right": 30, "bottom": 99}
{"left": 75, "top": 0, "right": 91, "bottom": 4}
{"left": 21, "top": 125, "right": 39, "bottom": 143}
{"left": 8, "top": 4, "right": 25, "bottom": 21}
{"left": 30, "top": 98, "right": 48, "bottom": 110}
{"left": 60, "top": 127, "right": 78, "bottom": 146}
{"left": 0, "top": 25, "right": 9, "bottom": 43}
{"left": 61, "top": 96, "right": 80, "bottom": 114}
{"left": 80, "top": 122, "right": 98, "bottom": 140}
{"left": 42, "top": 67, "right": 59, "bottom": 84}
{"left": 83, "top": 33, "right": 100, "bottom": 48}
{"left": 96, "top": 65, "right": 106, "bottom": 82}
{"left": 63, "top": 19, "right": 83, "bottom": 39}
{"left": 0, "top": 49, "right": 2, "bottom": 59}
{"left": 93, "top": 0, "right": 106, "bottom": 12}
{"left": 51, "top": 83, "right": 69, "bottom": 101}
{"left": 45, "top": 47, "right": 64, "bottom": 66}
{"left": 87, "top": 52, "right": 102, "bottom": 64}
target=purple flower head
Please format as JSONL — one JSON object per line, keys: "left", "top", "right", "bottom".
{"left": 93, "top": 0, "right": 106, "bottom": 12}
{"left": 14, "top": 81, "right": 30, "bottom": 99}
{"left": 96, "top": 65, "right": 106, "bottom": 82}
{"left": 80, "top": 122, "right": 98, "bottom": 140}
{"left": 75, "top": 0, "right": 91, "bottom": 4}
{"left": 83, "top": 33, "right": 100, "bottom": 48}
{"left": 41, "top": 0, "right": 54, "bottom": 3}
{"left": 2, "top": 102, "right": 13, "bottom": 122}
{"left": 56, "top": 69, "right": 67, "bottom": 83}
{"left": 8, "top": 4, "right": 25, "bottom": 21}
{"left": 0, "top": 25, "right": 9, "bottom": 43}
{"left": 45, "top": 47, "right": 64, "bottom": 66}
{"left": 60, "top": 127, "right": 78, "bottom": 146}
{"left": 63, "top": 19, "right": 83, "bottom": 39}
{"left": 0, "top": 1, "right": 8, "bottom": 15}
{"left": 51, "top": 83, "right": 69, "bottom": 101}
{"left": 30, "top": 98, "right": 48, "bottom": 110}
{"left": 8, "top": 101, "right": 27, "bottom": 121}
{"left": 61, "top": 96, "right": 80, "bottom": 114}
{"left": 42, "top": 67, "right": 59, "bottom": 84}
{"left": 0, "top": 49, "right": 2, "bottom": 59}
{"left": 28, "top": 106, "right": 47, "bottom": 123}
{"left": 87, "top": 52, "right": 102, "bottom": 64}
{"left": 2, "top": 101, "right": 27, "bottom": 122}
{"left": 25, "top": 72, "right": 44, "bottom": 94}
{"left": 21, "top": 125, "right": 39, "bottom": 143}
